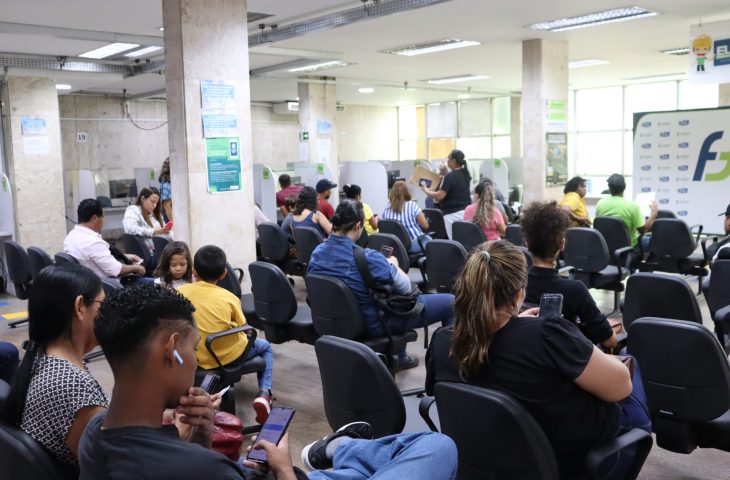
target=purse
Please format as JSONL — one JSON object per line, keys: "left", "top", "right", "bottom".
{"left": 211, "top": 411, "right": 245, "bottom": 461}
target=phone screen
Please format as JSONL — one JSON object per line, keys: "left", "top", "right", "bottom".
{"left": 539, "top": 293, "right": 564, "bottom": 318}
{"left": 380, "top": 245, "right": 394, "bottom": 258}
{"left": 200, "top": 373, "right": 219, "bottom": 394}
{"left": 246, "top": 407, "right": 296, "bottom": 463}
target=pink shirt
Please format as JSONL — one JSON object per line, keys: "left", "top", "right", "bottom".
{"left": 276, "top": 185, "right": 304, "bottom": 207}
{"left": 463, "top": 204, "right": 505, "bottom": 241}
{"left": 63, "top": 225, "right": 123, "bottom": 278}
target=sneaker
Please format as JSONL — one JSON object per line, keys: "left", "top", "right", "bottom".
{"left": 395, "top": 353, "right": 419, "bottom": 371}
{"left": 301, "top": 422, "right": 374, "bottom": 471}
{"left": 252, "top": 390, "right": 272, "bottom": 424}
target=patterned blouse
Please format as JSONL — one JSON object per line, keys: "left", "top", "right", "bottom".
{"left": 20, "top": 352, "right": 109, "bottom": 469}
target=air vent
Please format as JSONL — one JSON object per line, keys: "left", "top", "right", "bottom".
{"left": 248, "top": 12, "right": 273, "bottom": 24}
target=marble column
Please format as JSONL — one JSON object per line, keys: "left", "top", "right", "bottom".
{"left": 521, "top": 39, "right": 569, "bottom": 204}
{"left": 163, "top": 0, "right": 256, "bottom": 290}
{"left": 1, "top": 76, "right": 66, "bottom": 252}
{"left": 719, "top": 83, "right": 730, "bottom": 107}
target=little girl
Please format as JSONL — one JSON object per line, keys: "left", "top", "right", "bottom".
{"left": 153, "top": 241, "right": 193, "bottom": 289}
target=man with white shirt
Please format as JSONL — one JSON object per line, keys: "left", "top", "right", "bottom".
{"left": 63, "top": 198, "right": 147, "bottom": 279}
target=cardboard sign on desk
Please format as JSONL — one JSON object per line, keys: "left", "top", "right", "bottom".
{"left": 409, "top": 166, "right": 442, "bottom": 192}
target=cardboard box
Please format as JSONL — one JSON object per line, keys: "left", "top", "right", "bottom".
{"left": 409, "top": 165, "right": 442, "bottom": 192}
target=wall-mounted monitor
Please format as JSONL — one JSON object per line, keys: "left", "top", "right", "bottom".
{"left": 109, "top": 179, "right": 138, "bottom": 199}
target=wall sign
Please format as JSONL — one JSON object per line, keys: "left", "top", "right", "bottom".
{"left": 205, "top": 137, "right": 242, "bottom": 193}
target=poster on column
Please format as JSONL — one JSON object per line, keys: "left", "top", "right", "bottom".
{"left": 633, "top": 107, "right": 730, "bottom": 234}
{"left": 205, "top": 137, "right": 242, "bottom": 193}
{"left": 689, "top": 20, "right": 730, "bottom": 84}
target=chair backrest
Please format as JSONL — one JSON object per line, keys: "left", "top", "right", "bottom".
{"left": 425, "top": 240, "right": 467, "bottom": 293}
{"left": 314, "top": 335, "right": 406, "bottom": 437}
{"left": 258, "top": 222, "right": 291, "bottom": 263}
{"left": 96, "top": 195, "right": 112, "bottom": 208}
{"left": 100, "top": 277, "right": 123, "bottom": 296}
{"left": 122, "top": 234, "right": 152, "bottom": 264}
{"left": 656, "top": 209, "right": 677, "bottom": 219}
{"left": 505, "top": 223, "right": 525, "bottom": 247}
{"left": 649, "top": 219, "right": 696, "bottom": 259}
{"left": 423, "top": 208, "right": 448, "bottom": 240}
{"left": 707, "top": 260, "right": 730, "bottom": 316}
{"left": 377, "top": 219, "right": 412, "bottom": 249}
{"left": 216, "top": 262, "right": 243, "bottom": 298}
{"left": 3, "top": 240, "right": 32, "bottom": 299}
{"left": 563, "top": 228, "right": 609, "bottom": 273}
{"left": 248, "top": 262, "right": 297, "bottom": 324}
{"left": 593, "top": 216, "right": 631, "bottom": 264}
{"left": 53, "top": 252, "right": 78, "bottom": 264}
{"left": 435, "top": 382, "right": 559, "bottom": 480}
{"left": 452, "top": 221, "right": 486, "bottom": 252}
{"left": 305, "top": 274, "right": 367, "bottom": 340}
{"left": 152, "top": 236, "right": 170, "bottom": 259}
{"left": 27, "top": 246, "right": 54, "bottom": 282}
{"left": 622, "top": 273, "right": 702, "bottom": 330}
{"left": 0, "top": 422, "right": 67, "bottom": 480}
{"left": 293, "top": 226, "right": 324, "bottom": 266}
{"left": 518, "top": 246, "right": 534, "bottom": 268}
{"left": 366, "top": 233, "right": 409, "bottom": 273}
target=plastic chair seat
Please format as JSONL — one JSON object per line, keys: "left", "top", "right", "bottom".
{"left": 590, "top": 265, "right": 628, "bottom": 288}
{"left": 695, "top": 409, "right": 730, "bottom": 451}
{"left": 677, "top": 252, "right": 706, "bottom": 270}
{"left": 268, "top": 307, "right": 319, "bottom": 345}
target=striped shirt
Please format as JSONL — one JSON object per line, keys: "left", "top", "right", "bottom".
{"left": 381, "top": 200, "right": 423, "bottom": 241}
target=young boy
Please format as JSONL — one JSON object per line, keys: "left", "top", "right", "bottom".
{"left": 178, "top": 245, "right": 274, "bottom": 423}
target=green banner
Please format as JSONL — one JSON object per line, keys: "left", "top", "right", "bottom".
{"left": 205, "top": 137, "right": 242, "bottom": 193}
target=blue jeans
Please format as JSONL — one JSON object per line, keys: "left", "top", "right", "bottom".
{"left": 407, "top": 235, "right": 431, "bottom": 254}
{"left": 0, "top": 342, "right": 19, "bottom": 384}
{"left": 240, "top": 338, "right": 274, "bottom": 392}
{"left": 380, "top": 293, "right": 453, "bottom": 359}
{"left": 308, "top": 432, "right": 457, "bottom": 480}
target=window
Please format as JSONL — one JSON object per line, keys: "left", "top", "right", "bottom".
{"left": 427, "top": 102, "right": 458, "bottom": 138}
{"left": 624, "top": 82, "right": 677, "bottom": 126}
{"left": 576, "top": 87, "right": 623, "bottom": 131}
{"left": 678, "top": 81, "right": 718, "bottom": 110}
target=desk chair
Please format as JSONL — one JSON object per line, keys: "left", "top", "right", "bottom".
{"left": 3, "top": 241, "right": 32, "bottom": 328}
{"left": 594, "top": 216, "right": 636, "bottom": 269}
{"left": 152, "top": 236, "right": 170, "bottom": 259}
{"left": 378, "top": 219, "right": 427, "bottom": 270}
{"left": 452, "top": 221, "right": 486, "bottom": 252}
{"left": 216, "top": 262, "right": 262, "bottom": 330}
{"left": 622, "top": 273, "right": 703, "bottom": 333}
{"left": 122, "top": 234, "right": 155, "bottom": 272}
{"left": 656, "top": 209, "right": 677, "bottom": 219}
{"left": 505, "top": 223, "right": 525, "bottom": 247}
{"left": 706, "top": 260, "right": 730, "bottom": 351}
{"left": 643, "top": 219, "right": 707, "bottom": 294}
{"left": 258, "top": 222, "right": 302, "bottom": 276}
{"left": 293, "top": 226, "right": 324, "bottom": 270}
{"left": 53, "top": 252, "right": 78, "bottom": 264}
{"left": 366, "top": 233, "right": 412, "bottom": 274}
{"left": 424, "top": 240, "right": 466, "bottom": 293}
{"left": 423, "top": 208, "right": 448, "bottom": 239}
{"left": 27, "top": 247, "right": 53, "bottom": 282}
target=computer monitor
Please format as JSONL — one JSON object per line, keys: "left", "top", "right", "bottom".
{"left": 386, "top": 169, "right": 401, "bottom": 189}
{"left": 109, "top": 179, "right": 138, "bottom": 199}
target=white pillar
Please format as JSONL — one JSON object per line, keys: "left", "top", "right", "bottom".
{"left": 298, "top": 78, "right": 338, "bottom": 173}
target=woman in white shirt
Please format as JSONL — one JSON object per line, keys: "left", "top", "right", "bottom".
{"left": 123, "top": 187, "right": 171, "bottom": 257}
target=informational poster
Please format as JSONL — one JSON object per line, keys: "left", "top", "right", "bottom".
{"left": 546, "top": 133, "right": 567, "bottom": 186}
{"left": 205, "top": 137, "right": 241, "bottom": 193}
{"left": 22, "top": 136, "right": 50, "bottom": 155}
{"left": 202, "top": 110, "right": 238, "bottom": 138}
{"left": 545, "top": 100, "right": 567, "bottom": 132}
{"left": 200, "top": 80, "right": 236, "bottom": 109}
{"left": 20, "top": 116, "right": 47, "bottom": 135}
{"left": 633, "top": 107, "right": 730, "bottom": 234}
{"left": 689, "top": 20, "right": 730, "bottom": 84}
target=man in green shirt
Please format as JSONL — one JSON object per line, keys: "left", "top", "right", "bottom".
{"left": 595, "top": 174, "right": 658, "bottom": 248}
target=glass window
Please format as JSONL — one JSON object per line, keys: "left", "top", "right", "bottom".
{"left": 428, "top": 138, "right": 457, "bottom": 162}
{"left": 427, "top": 102, "right": 457, "bottom": 138}
{"left": 492, "top": 97, "right": 511, "bottom": 135}
{"left": 398, "top": 105, "right": 418, "bottom": 139}
{"left": 456, "top": 137, "right": 491, "bottom": 159}
{"left": 678, "top": 81, "right": 719, "bottom": 110}
{"left": 575, "top": 87, "right": 623, "bottom": 131}
{"left": 492, "top": 136, "right": 511, "bottom": 158}
{"left": 624, "top": 82, "right": 677, "bottom": 126}
{"left": 575, "top": 132, "right": 623, "bottom": 176}
{"left": 459, "top": 99, "right": 491, "bottom": 137}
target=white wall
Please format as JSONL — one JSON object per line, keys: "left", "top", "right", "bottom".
{"left": 250, "top": 104, "right": 299, "bottom": 169}
{"left": 337, "top": 105, "right": 398, "bottom": 161}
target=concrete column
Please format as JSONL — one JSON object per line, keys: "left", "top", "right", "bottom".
{"left": 298, "top": 78, "right": 338, "bottom": 173}
{"left": 163, "top": 0, "right": 256, "bottom": 289}
{"left": 1, "top": 76, "right": 66, "bottom": 252}
{"left": 521, "top": 39, "right": 569, "bottom": 204}
{"left": 720, "top": 84, "right": 730, "bottom": 107}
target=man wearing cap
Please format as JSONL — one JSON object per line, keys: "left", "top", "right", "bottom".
{"left": 707, "top": 203, "right": 730, "bottom": 263}
{"left": 276, "top": 174, "right": 303, "bottom": 216}
{"left": 316, "top": 178, "right": 336, "bottom": 220}
{"left": 595, "top": 173, "right": 658, "bottom": 252}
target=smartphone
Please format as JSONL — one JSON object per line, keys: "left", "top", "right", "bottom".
{"left": 246, "top": 407, "right": 296, "bottom": 463}
{"left": 380, "top": 245, "right": 394, "bottom": 258}
{"left": 200, "top": 373, "right": 220, "bottom": 394}
{"left": 164, "top": 221, "right": 173, "bottom": 230}
{"left": 539, "top": 293, "right": 564, "bottom": 318}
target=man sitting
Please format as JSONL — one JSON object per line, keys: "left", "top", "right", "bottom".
{"left": 707, "top": 203, "right": 730, "bottom": 263}
{"left": 63, "top": 198, "right": 147, "bottom": 280}
{"left": 178, "top": 246, "right": 274, "bottom": 423}
{"left": 315, "top": 179, "right": 337, "bottom": 220}
{"left": 276, "top": 174, "right": 303, "bottom": 217}
{"left": 80, "top": 284, "right": 458, "bottom": 480}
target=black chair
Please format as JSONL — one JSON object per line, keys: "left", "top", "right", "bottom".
{"left": 0, "top": 423, "right": 68, "bottom": 480}
{"left": 53, "top": 252, "right": 78, "bottom": 264}
{"left": 705, "top": 260, "right": 730, "bottom": 351}
{"left": 152, "top": 236, "right": 170, "bottom": 259}
{"left": 293, "top": 226, "right": 324, "bottom": 269}
{"left": 628, "top": 317, "right": 730, "bottom": 454}
{"left": 656, "top": 209, "right": 677, "bottom": 219}
{"left": 378, "top": 219, "right": 427, "bottom": 269}
{"left": 96, "top": 195, "right": 112, "bottom": 208}
{"left": 451, "top": 221, "right": 486, "bottom": 252}
{"left": 424, "top": 240, "right": 466, "bottom": 293}
{"left": 305, "top": 274, "right": 417, "bottom": 373}
{"left": 3, "top": 241, "right": 32, "bottom": 327}
{"left": 366, "top": 233, "right": 411, "bottom": 274}
{"left": 216, "top": 262, "right": 262, "bottom": 330}
{"left": 258, "top": 222, "right": 302, "bottom": 276}
{"left": 27, "top": 247, "right": 53, "bottom": 282}
{"left": 314, "top": 335, "right": 435, "bottom": 438}
{"left": 434, "top": 382, "right": 652, "bottom": 480}
{"left": 644, "top": 219, "right": 708, "bottom": 294}
{"left": 622, "top": 273, "right": 703, "bottom": 333}
{"left": 594, "top": 216, "right": 635, "bottom": 269}
{"left": 505, "top": 223, "right": 525, "bottom": 247}
{"left": 122, "top": 234, "right": 155, "bottom": 271}
{"left": 423, "top": 208, "right": 448, "bottom": 240}
{"left": 563, "top": 227, "right": 632, "bottom": 315}
{"left": 248, "top": 261, "right": 318, "bottom": 345}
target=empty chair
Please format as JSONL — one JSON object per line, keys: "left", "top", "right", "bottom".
{"left": 622, "top": 273, "right": 703, "bottom": 332}
{"left": 628, "top": 317, "right": 730, "bottom": 454}
{"left": 452, "top": 221, "right": 486, "bottom": 252}
{"left": 258, "top": 222, "right": 301, "bottom": 275}
{"left": 424, "top": 240, "right": 467, "bottom": 293}
{"left": 704, "top": 260, "right": 730, "bottom": 350}
{"left": 434, "top": 382, "right": 652, "bottom": 480}
{"left": 293, "top": 226, "right": 324, "bottom": 268}
{"left": 53, "top": 252, "right": 78, "bottom": 264}
{"left": 505, "top": 223, "right": 525, "bottom": 247}
{"left": 248, "top": 261, "right": 318, "bottom": 345}
{"left": 378, "top": 219, "right": 426, "bottom": 268}
{"left": 122, "top": 234, "right": 154, "bottom": 270}
{"left": 644, "top": 218, "right": 708, "bottom": 293}
{"left": 423, "top": 208, "right": 448, "bottom": 240}
{"left": 216, "top": 262, "right": 261, "bottom": 329}
{"left": 594, "top": 216, "right": 635, "bottom": 269}
{"left": 3, "top": 241, "right": 32, "bottom": 328}
{"left": 366, "top": 233, "right": 411, "bottom": 273}
{"left": 152, "top": 236, "right": 170, "bottom": 259}
{"left": 27, "top": 247, "right": 53, "bottom": 282}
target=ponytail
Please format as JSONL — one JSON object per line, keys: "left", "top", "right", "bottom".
{"left": 449, "top": 149, "right": 471, "bottom": 182}
{"left": 472, "top": 181, "right": 496, "bottom": 228}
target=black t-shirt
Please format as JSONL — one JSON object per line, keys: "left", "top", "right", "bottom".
{"left": 438, "top": 169, "right": 471, "bottom": 214}
{"left": 426, "top": 316, "right": 619, "bottom": 479}
{"left": 79, "top": 413, "right": 308, "bottom": 480}
{"left": 525, "top": 266, "right": 613, "bottom": 344}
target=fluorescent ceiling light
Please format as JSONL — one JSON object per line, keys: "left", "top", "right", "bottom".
{"left": 457, "top": 94, "right": 471, "bottom": 99}
{"left": 287, "top": 60, "right": 351, "bottom": 73}
{"left": 529, "top": 7, "right": 658, "bottom": 32}
{"left": 661, "top": 47, "right": 690, "bottom": 56}
{"left": 125, "top": 46, "right": 164, "bottom": 58}
{"left": 426, "top": 74, "right": 489, "bottom": 85}
{"left": 569, "top": 59, "right": 610, "bottom": 69}
{"left": 79, "top": 42, "right": 139, "bottom": 59}
{"left": 56, "top": 84, "right": 72, "bottom": 90}
{"left": 382, "top": 38, "right": 481, "bottom": 56}
{"left": 358, "top": 87, "right": 375, "bottom": 94}
{"left": 623, "top": 72, "right": 685, "bottom": 82}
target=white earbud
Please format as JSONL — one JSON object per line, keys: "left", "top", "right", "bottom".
{"left": 172, "top": 349, "right": 184, "bottom": 365}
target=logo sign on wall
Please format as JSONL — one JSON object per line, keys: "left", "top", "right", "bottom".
{"left": 633, "top": 107, "right": 730, "bottom": 235}
{"left": 689, "top": 20, "right": 730, "bottom": 84}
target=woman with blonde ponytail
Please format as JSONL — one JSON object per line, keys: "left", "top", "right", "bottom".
{"left": 463, "top": 180, "right": 506, "bottom": 241}
{"left": 426, "top": 240, "right": 650, "bottom": 480}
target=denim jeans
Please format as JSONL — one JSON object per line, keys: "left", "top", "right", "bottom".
{"left": 407, "top": 235, "right": 431, "bottom": 254}
{"left": 308, "top": 432, "right": 457, "bottom": 480}
{"left": 240, "top": 338, "right": 274, "bottom": 392}
{"left": 0, "top": 342, "right": 19, "bottom": 384}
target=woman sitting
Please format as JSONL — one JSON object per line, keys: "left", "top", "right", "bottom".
{"left": 381, "top": 180, "right": 429, "bottom": 253}
{"left": 521, "top": 201, "right": 618, "bottom": 349}
{"left": 426, "top": 240, "right": 650, "bottom": 480}
{"left": 560, "top": 176, "right": 591, "bottom": 227}
{"left": 343, "top": 183, "right": 378, "bottom": 234}
{"left": 309, "top": 200, "right": 453, "bottom": 370}
{"left": 463, "top": 180, "right": 506, "bottom": 241}
{"left": 286, "top": 186, "right": 331, "bottom": 241}
{"left": 122, "top": 187, "right": 171, "bottom": 263}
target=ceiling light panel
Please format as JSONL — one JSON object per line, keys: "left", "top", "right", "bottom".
{"left": 426, "top": 74, "right": 489, "bottom": 85}
{"left": 125, "top": 46, "right": 164, "bottom": 58}
{"left": 287, "top": 60, "right": 352, "bottom": 73}
{"left": 79, "top": 43, "right": 139, "bottom": 59}
{"left": 569, "top": 59, "right": 610, "bottom": 69}
{"left": 382, "top": 38, "right": 480, "bottom": 56}
{"left": 661, "top": 47, "right": 690, "bottom": 56}
{"left": 529, "top": 6, "right": 658, "bottom": 32}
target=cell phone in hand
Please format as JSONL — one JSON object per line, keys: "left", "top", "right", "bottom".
{"left": 164, "top": 221, "right": 173, "bottom": 230}
{"left": 380, "top": 245, "right": 394, "bottom": 258}
{"left": 539, "top": 293, "right": 564, "bottom": 318}
{"left": 246, "top": 407, "right": 296, "bottom": 463}
{"left": 200, "top": 373, "right": 220, "bottom": 394}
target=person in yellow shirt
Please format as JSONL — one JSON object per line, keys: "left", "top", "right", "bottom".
{"left": 343, "top": 184, "right": 378, "bottom": 234}
{"left": 560, "top": 176, "right": 591, "bottom": 227}
{"left": 178, "top": 245, "right": 274, "bottom": 424}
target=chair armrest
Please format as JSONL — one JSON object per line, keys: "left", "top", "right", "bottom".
{"left": 613, "top": 246, "right": 634, "bottom": 273}
{"left": 714, "top": 305, "right": 730, "bottom": 333}
{"left": 583, "top": 428, "right": 653, "bottom": 476}
{"left": 689, "top": 224, "right": 703, "bottom": 244}
{"left": 418, "top": 396, "right": 439, "bottom": 432}
{"left": 205, "top": 325, "right": 257, "bottom": 369}
{"left": 233, "top": 267, "right": 244, "bottom": 283}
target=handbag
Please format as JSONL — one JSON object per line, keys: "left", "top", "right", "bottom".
{"left": 211, "top": 411, "right": 245, "bottom": 461}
